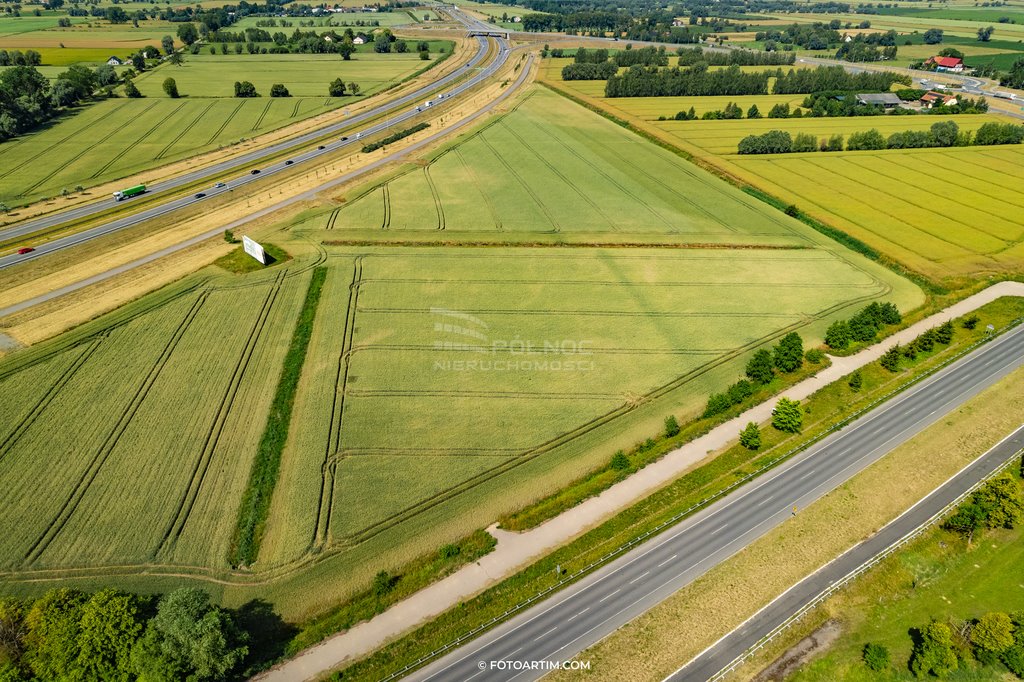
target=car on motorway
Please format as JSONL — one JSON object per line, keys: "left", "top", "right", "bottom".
{"left": 318, "top": 145, "right": 326, "bottom": 150}
{"left": 214, "top": 182, "right": 227, "bottom": 189}
{"left": 250, "top": 169, "right": 261, "bottom": 175}
{"left": 194, "top": 193, "right": 206, "bottom": 199}
{"left": 285, "top": 160, "right": 294, "bottom": 165}
{"left": 17, "top": 247, "right": 34, "bottom": 255}
{"left": 341, "top": 136, "right": 348, "bottom": 141}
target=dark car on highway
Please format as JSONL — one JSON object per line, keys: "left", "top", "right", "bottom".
{"left": 194, "top": 193, "right": 206, "bottom": 199}
{"left": 318, "top": 145, "right": 326, "bottom": 150}
{"left": 250, "top": 169, "right": 261, "bottom": 175}
{"left": 285, "top": 160, "right": 294, "bottom": 165}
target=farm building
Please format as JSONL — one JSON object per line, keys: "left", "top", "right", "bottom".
{"left": 353, "top": 35, "right": 366, "bottom": 44}
{"left": 920, "top": 91, "right": 959, "bottom": 108}
{"left": 925, "top": 56, "right": 964, "bottom": 72}
{"left": 855, "top": 92, "right": 902, "bottom": 109}
{"left": 106, "top": 56, "right": 123, "bottom": 66}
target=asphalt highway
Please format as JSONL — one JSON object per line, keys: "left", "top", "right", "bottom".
{"left": 0, "top": 14, "right": 508, "bottom": 268}
{"left": 670, "top": 419, "right": 1024, "bottom": 682}
{"left": 405, "top": 322, "right": 1024, "bottom": 682}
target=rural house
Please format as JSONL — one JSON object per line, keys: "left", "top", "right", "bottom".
{"left": 925, "top": 55, "right": 964, "bottom": 72}
{"left": 106, "top": 56, "right": 123, "bottom": 66}
{"left": 352, "top": 35, "right": 366, "bottom": 44}
{"left": 855, "top": 92, "right": 902, "bottom": 109}
{"left": 920, "top": 91, "right": 959, "bottom": 108}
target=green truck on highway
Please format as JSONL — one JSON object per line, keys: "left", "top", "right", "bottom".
{"left": 113, "top": 184, "right": 146, "bottom": 201}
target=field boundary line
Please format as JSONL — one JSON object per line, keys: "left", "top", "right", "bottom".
{"left": 205, "top": 100, "right": 245, "bottom": 146}
{"left": 252, "top": 100, "right": 274, "bottom": 131}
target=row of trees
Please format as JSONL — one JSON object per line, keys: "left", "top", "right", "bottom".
{"left": 879, "top": 320, "right": 955, "bottom": 372}
{"left": 702, "top": 333, "right": 805, "bottom": 419}
{"left": 0, "top": 63, "right": 122, "bottom": 141}
{"left": 835, "top": 35, "right": 898, "bottom": 63}
{"left": 0, "top": 50, "right": 41, "bottom": 67}
{"left": 605, "top": 64, "right": 771, "bottom": 98}
{"left": 773, "top": 66, "right": 909, "bottom": 94}
{"left": 755, "top": 22, "right": 843, "bottom": 50}
{"left": 676, "top": 46, "right": 796, "bottom": 67}
{"left": 824, "top": 302, "right": 901, "bottom": 351}
{"left": 0, "top": 587, "right": 256, "bottom": 681}
{"left": 738, "top": 121, "right": 1024, "bottom": 155}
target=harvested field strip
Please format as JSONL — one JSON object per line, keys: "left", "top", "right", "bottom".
{"left": 156, "top": 100, "right": 216, "bottom": 160}
{"left": 23, "top": 293, "right": 208, "bottom": 565}
{"left": 156, "top": 272, "right": 285, "bottom": 559}
{"left": 231, "top": 266, "right": 328, "bottom": 567}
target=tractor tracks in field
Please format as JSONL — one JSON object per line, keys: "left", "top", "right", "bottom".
{"left": 155, "top": 272, "right": 287, "bottom": 561}
{"left": 23, "top": 292, "right": 209, "bottom": 566}
{"left": 312, "top": 257, "right": 363, "bottom": 552}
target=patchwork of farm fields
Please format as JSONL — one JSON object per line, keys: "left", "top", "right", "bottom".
{"left": 0, "top": 85, "right": 922, "bottom": 617}
{"left": 0, "top": 52, "right": 440, "bottom": 203}
{"left": 324, "top": 89, "right": 811, "bottom": 240}
{"left": 544, "top": 68, "right": 1024, "bottom": 280}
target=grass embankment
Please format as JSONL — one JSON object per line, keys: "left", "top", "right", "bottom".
{"left": 283, "top": 529, "right": 497, "bottom": 658}
{"left": 499, "top": 357, "right": 830, "bottom": 531}
{"left": 331, "top": 297, "right": 1024, "bottom": 680}
{"left": 231, "top": 266, "right": 327, "bottom": 567}
{"left": 214, "top": 242, "right": 291, "bottom": 273}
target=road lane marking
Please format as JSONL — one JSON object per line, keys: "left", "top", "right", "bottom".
{"left": 657, "top": 554, "right": 677, "bottom": 568}
{"left": 598, "top": 589, "right": 620, "bottom": 603}
{"left": 566, "top": 608, "right": 589, "bottom": 622}
{"left": 757, "top": 495, "right": 774, "bottom": 507}
{"left": 710, "top": 523, "right": 729, "bottom": 535}
{"left": 629, "top": 571, "right": 650, "bottom": 585}
{"left": 533, "top": 627, "right": 557, "bottom": 642}
{"left": 798, "top": 469, "right": 816, "bottom": 481}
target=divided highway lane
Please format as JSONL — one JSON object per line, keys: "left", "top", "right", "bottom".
{"left": 405, "top": 323, "right": 1024, "bottom": 682}
{"left": 671, "top": 419, "right": 1024, "bottom": 682}
{"left": 0, "top": 26, "right": 504, "bottom": 256}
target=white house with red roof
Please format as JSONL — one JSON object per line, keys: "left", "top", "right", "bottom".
{"left": 925, "top": 55, "right": 964, "bottom": 72}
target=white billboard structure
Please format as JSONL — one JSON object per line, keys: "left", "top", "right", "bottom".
{"left": 242, "top": 235, "right": 268, "bottom": 265}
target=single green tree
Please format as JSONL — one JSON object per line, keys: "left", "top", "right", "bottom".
{"left": 76, "top": 589, "right": 144, "bottom": 680}
{"left": 610, "top": 450, "right": 631, "bottom": 471}
{"left": 771, "top": 397, "right": 802, "bottom": 433}
{"left": 24, "top": 589, "right": 87, "bottom": 681}
{"left": 972, "top": 612, "right": 1015, "bottom": 654}
{"left": 848, "top": 370, "right": 863, "bottom": 392}
{"left": 863, "top": 642, "right": 890, "bottom": 671}
{"left": 130, "top": 588, "right": 247, "bottom": 682}
{"left": 880, "top": 345, "right": 901, "bottom": 372}
{"left": 162, "top": 77, "right": 179, "bottom": 98}
{"left": 124, "top": 79, "right": 142, "bottom": 98}
{"left": 910, "top": 622, "right": 958, "bottom": 678}
{"left": 328, "top": 78, "right": 347, "bottom": 97}
{"left": 773, "top": 332, "right": 804, "bottom": 373}
{"left": 664, "top": 415, "right": 680, "bottom": 438}
{"left": 745, "top": 348, "right": 775, "bottom": 385}
{"left": 269, "top": 83, "right": 290, "bottom": 97}
{"left": 825, "top": 319, "right": 851, "bottom": 350}
{"left": 739, "top": 422, "right": 761, "bottom": 450}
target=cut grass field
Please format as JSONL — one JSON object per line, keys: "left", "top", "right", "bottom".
{"left": 0, "top": 51, "right": 443, "bottom": 203}
{"left": 543, "top": 66, "right": 1024, "bottom": 282}
{"left": 0, "top": 84, "right": 920, "bottom": 622}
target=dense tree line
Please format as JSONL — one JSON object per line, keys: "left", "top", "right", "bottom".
{"left": 562, "top": 61, "right": 618, "bottom": 80}
{"left": 606, "top": 63, "right": 769, "bottom": 97}
{"left": 0, "top": 587, "right": 268, "bottom": 681}
{"left": 755, "top": 22, "right": 841, "bottom": 50}
{"left": 1002, "top": 58, "right": 1024, "bottom": 89}
{"left": 736, "top": 120, "right": 1023, "bottom": 154}
{"left": 879, "top": 320, "right": 955, "bottom": 372}
{"left": 614, "top": 45, "right": 669, "bottom": 67}
{"left": 676, "top": 45, "right": 795, "bottom": 66}
{"left": 0, "top": 63, "right": 122, "bottom": 141}
{"left": 796, "top": 91, "right": 988, "bottom": 117}
{"left": 773, "top": 66, "right": 909, "bottom": 94}
{"left": 0, "top": 50, "right": 42, "bottom": 67}
{"left": 834, "top": 34, "right": 898, "bottom": 62}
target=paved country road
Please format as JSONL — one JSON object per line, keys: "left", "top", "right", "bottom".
{"left": 404, "top": 322, "right": 1024, "bottom": 682}
{"left": 0, "top": 20, "right": 507, "bottom": 269}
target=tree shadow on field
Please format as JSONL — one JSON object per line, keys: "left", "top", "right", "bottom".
{"left": 234, "top": 598, "right": 299, "bottom": 677}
